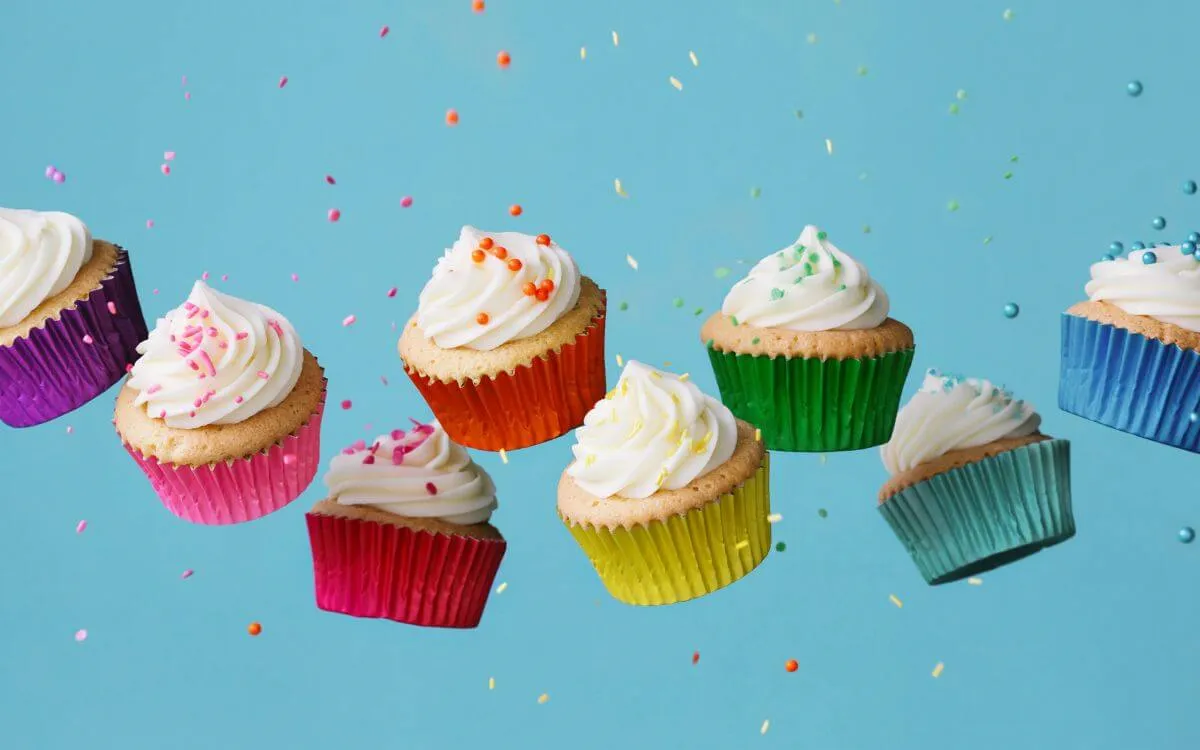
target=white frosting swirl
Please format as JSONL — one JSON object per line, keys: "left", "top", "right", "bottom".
{"left": 0, "top": 208, "right": 93, "bottom": 327}
{"left": 567, "top": 360, "right": 737, "bottom": 499}
{"left": 127, "top": 281, "right": 304, "bottom": 428}
{"left": 416, "top": 226, "right": 582, "bottom": 351}
{"left": 326, "top": 420, "right": 498, "bottom": 525}
{"left": 1086, "top": 245, "right": 1200, "bottom": 332}
{"left": 721, "top": 224, "right": 888, "bottom": 331}
{"left": 881, "top": 369, "right": 1041, "bottom": 475}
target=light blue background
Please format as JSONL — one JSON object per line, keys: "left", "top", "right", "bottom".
{"left": 2, "top": 1, "right": 1197, "bottom": 748}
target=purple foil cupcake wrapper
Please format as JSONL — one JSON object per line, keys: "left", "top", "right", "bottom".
{"left": 1059, "top": 313, "right": 1200, "bottom": 452}
{"left": 0, "top": 248, "right": 148, "bottom": 427}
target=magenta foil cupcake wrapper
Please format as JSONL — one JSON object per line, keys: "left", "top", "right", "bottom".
{"left": 0, "top": 248, "right": 148, "bottom": 427}
{"left": 123, "top": 397, "right": 325, "bottom": 525}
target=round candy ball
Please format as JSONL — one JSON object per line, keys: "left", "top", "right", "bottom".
{"left": 1180, "top": 527, "right": 1195, "bottom": 544}
{"left": 1127, "top": 80, "right": 1143, "bottom": 97}
{"left": 1003, "top": 302, "right": 1020, "bottom": 319}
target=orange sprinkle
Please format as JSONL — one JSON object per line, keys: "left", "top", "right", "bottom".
{"left": 445, "top": 109, "right": 459, "bottom": 126}
{"left": 493, "top": 246, "right": 508, "bottom": 260}
{"left": 507, "top": 258, "right": 523, "bottom": 271}
{"left": 479, "top": 237, "right": 494, "bottom": 250}
{"left": 509, "top": 204, "right": 523, "bottom": 216}
{"left": 472, "top": 0, "right": 484, "bottom": 11}
{"left": 522, "top": 282, "right": 537, "bottom": 296}
{"left": 534, "top": 288, "right": 550, "bottom": 302}
{"left": 476, "top": 312, "right": 490, "bottom": 325}
{"left": 247, "top": 622, "right": 262, "bottom": 636}
{"left": 471, "top": 249, "right": 486, "bottom": 263}
{"left": 536, "top": 234, "right": 551, "bottom": 246}
{"left": 784, "top": 659, "right": 798, "bottom": 673}
{"left": 539, "top": 279, "right": 555, "bottom": 293}
{"left": 497, "top": 51, "right": 511, "bottom": 68}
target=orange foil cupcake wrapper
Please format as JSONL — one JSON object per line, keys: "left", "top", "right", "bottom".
{"left": 405, "top": 308, "right": 607, "bottom": 451}
{"left": 306, "top": 513, "right": 507, "bottom": 629}
{"left": 121, "top": 395, "right": 325, "bottom": 525}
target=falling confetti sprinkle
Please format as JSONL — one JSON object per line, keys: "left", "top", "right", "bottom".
{"left": 66, "top": 424, "right": 74, "bottom": 434}
{"left": 818, "top": 508, "right": 828, "bottom": 518}
{"left": 669, "top": 76, "right": 683, "bottom": 91}
{"left": 947, "top": 200, "right": 960, "bottom": 212}
{"left": 146, "top": 220, "right": 154, "bottom": 229}
{"left": 932, "top": 662, "right": 945, "bottom": 678}
{"left": 340, "top": 400, "right": 353, "bottom": 410}
{"left": 767, "top": 513, "right": 783, "bottom": 524}
{"left": 499, "top": 448, "right": 508, "bottom": 464}
{"left": 616, "top": 354, "right": 624, "bottom": 367}
{"left": 496, "top": 582, "right": 508, "bottom": 594}
{"left": 889, "top": 594, "right": 903, "bottom": 608}
{"left": 181, "top": 569, "right": 194, "bottom": 580}
{"left": 446, "top": 109, "right": 460, "bottom": 126}
{"left": 857, "top": 65, "right": 868, "bottom": 76}
{"left": 538, "top": 693, "right": 550, "bottom": 704}
{"left": 1003, "top": 8, "right": 1014, "bottom": 21}
{"left": 342, "top": 315, "right": 357, "bottom": 327}
{"left": 164, "top": 151, "right": 176, "bottom": 161}
{"left": 488, "top": 677, "right": 495, "bottom": 690}
{"left": 473, "top": 0, "right": 485, "bottom": 12}
{"left": 692, "top": 651, "right": 700, "bottom": 665}
{"left": 615, "top": 178, "right": 627, "bottom": 197}
{"left": 580, "top": 47, "right": 587, "bottom": 60}
{"left": 612, "top": 31, "right": 619, "bottom": 46}
{"left": 750, "top": 187, "right": 761, "bottom": 198}
{"left": 278, "top": 76, "right": 288, "bottom": 89}
{"left": 761, "top": 720, "right": 770, "bottom": 735}
{"left": 400, "top": 196, "right": 413, "bottom": 208}
{"left": 380, "top": 25, "right": 390, "bottom": 38}
{"left": 509, "top": 204, "right": 523, "bottom": 216}
{"left": 689, "top": 51, "right": 699, "bottom": 66}
{"left": 806, "top": 32, "right": 818, "bottom": 44}
{"left": 74, "top": 629, "right": 88, "bottom": 643}
{"left": 956, "top": 89, "right": 968, "bottom": 101}
{"left": 626, "top": 254, "right": 638, "bottom": 270}
{"left": 386, "top": 287, "right": 398, "bottom": 298}
{"left": 825, "top": 139, "right": 834, "bottom": 155}
{"left": 75, "top": 520, "right": 87, "bottom": 534}
{"left": 784, "top": 659, "right": 799, "bottom": 673}
{"left": 328, "top": 208, "right": 341, "bottom": 222}
{"left": 248, "top": 622, "right": 263, "bottom": 636}
{"left": 714, "top": 267, "right": 731, "bottom": 278}
{"left": 968, "top": 577, "right": 983, "bottom": 585}
{"left": 497, "top": 51, "right": 511, "bottom": 68}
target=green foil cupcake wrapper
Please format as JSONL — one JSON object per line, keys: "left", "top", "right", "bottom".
{"left": 705, "top": 346, "right": 914, "bottom": 452}
{"left": 878, "top": 439, "right": 1075, "bottom": 586}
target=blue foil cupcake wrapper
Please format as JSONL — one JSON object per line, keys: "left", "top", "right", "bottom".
{"left": 878, "top": 439, "right": 1074, "bottom": 585}
{"left": 1059, "top": 313, "right": 1200, "bottom": 452}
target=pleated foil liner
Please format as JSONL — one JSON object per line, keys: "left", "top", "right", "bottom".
{"left": 878, "top": 439, "right": 1074, "bottom": 586}
{"left": 0, "top": 248, "right": 148, "bottom": 427}
{"left": 1059, "top": 313, "right": 1200, "bottom": 452}
{"left": 123, "top": 396, "right": 325, "bottom": 525}
{"left": 563, "top": 455, "right": 770, "bottom": 606}
{"left": 406, "top": 308, "right": 607, "bottom": 452}
{"left": 306, "top": 513, "right": 507, "bottom": 629}
{"left": 706, "top": 346, "right": 914, "bottom": 452}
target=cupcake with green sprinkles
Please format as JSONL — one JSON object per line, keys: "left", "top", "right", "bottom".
{"left": 700, "top": 225, "right": 915, "bottom": 452}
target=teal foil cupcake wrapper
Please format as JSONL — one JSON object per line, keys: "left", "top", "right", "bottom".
{"left": 705, "top": 346, "right": 914, "bottom": 452}
{"left": 1059, "top": 313, "right": 1200, "bottom": 452}
{"left": 878, "top": 439, "right": 1074, "bottom": 585}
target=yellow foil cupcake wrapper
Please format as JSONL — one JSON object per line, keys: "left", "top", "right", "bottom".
{"left": 564, "top": 455, "right": 770, "bottom": 606}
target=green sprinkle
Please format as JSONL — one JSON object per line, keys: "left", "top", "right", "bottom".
{"left": 832, "top": 258, "right": 841, "bottom": 268}
{"left": 1003, "top": 171, "right": 1013, "bottom": 179}
{"left": 817, "top": 231, "right": 827, "bottom": 240}
{"left": 672, "top": 297, "right": 684, "bottom": 308}
{"left": 949, "top": 103, "right": 960, "bottom": 115}
{"left": 794, "top": 276, "right": 805, "bottom": 284}
{"left": 618, "top": 301, "right": 629, "bottom": 311}
{"left": 1003, "top": 8, "right": 1014, "bottom": 21}
{"left": 1009, "top": 155, "right": 1019, "bottom": 163}
{"left": 705, "top": 338, "right": 715, "bottom": 348}
{"left": 714, "top": 267, "right": 731, "bottom": 279}
{"left": 775, "top": 541, "right": 787, "bottom": 552}
{"left": 956, "top": 89, "right": 968, "bottom": 100}
{"left": 857, "top": 65, "right": 868, "bottom": 76}
{"left": 983, "top": 236, "right": 993, "bottom": 245}
{"left": 817, "top": 508, "right": 828, "bottom": 518}
{"left": 769, "top": 288, "right": 785, "bottom": 300}
{"left": 862, "top": 225, "right": 872, "bottom": 234}
{"left": 750, "top": 187, "right": 762, "bottom": 198}
{"left": 947, "top": 199, "right": 960, "bottom": 212}
{"left": 838, "top": 284, "right": 846, "bottom": 291}
{"left": 806, "top": 32, "right": 818, "bottom": 44}
{"left": 803, "top": 262, "right": 813, "bottom": 275}
{"left": 751, "top": 337, "right": 761, "bottom": 345}
{"left": 730, "top": 316, "right": 739, "bottom": 326}
{"left": 693, "top": 307, "right": 704, "bottom": 316}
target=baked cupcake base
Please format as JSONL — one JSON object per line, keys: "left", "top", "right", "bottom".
{"left": 0, "top": 241, "right": 148, "bottom": 427}
{"left": 115, "top": 350, "right": 326, "bottom": 524}
{"left": 306, "top": 499, "right": 506, "bottom": 628}
{"left": 878, "top": 435, "right": 1074, "bottom": 585}
{"left": 1060, "top": 303, "right": 1200, "bottom": 452}
{"left": 558, "top": 420, "right": 770, "bottom": 606}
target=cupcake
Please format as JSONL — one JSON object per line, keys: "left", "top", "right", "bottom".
{"left": 114, "top": 280, "right": 326, "bottom": 524}
{"left": 1060, "top": 243, "right": 1200, "bottom": 451}
{"left": 399, "top": 226, "right": 607, "bottom": 451}
{"left": 306, "top": 420, "right": 506, "bottom": 628}
{"left": 878, "top": 369, "right": 1074, "bottom": 585}
{"left": 0, "top": 208, "right": 148, "bottom": 427}
{"left": 558, "top": 360, "right": 770, "bottom": 606}
{"left": 702, "top": 225, "right": 914, "bottom": 452}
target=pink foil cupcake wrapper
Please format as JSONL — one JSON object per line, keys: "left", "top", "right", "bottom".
{"left": 123, "top": 396, "right": 325, "bottom": 525}
{"left": 0, "top": 248, "right": 148, "bottom": 427}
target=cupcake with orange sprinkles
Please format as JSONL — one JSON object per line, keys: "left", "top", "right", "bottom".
{"left": 399, "top": 226, "right": 607, "bottom": 451}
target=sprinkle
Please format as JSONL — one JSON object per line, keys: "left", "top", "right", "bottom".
{"left": 760, "top": 720, "right": 770, "bottom": 735}
{"left": 497, "top": 50, "right": 511, "bottom": 68}
{"left": 807, "top": 32, "right": 818, "bottom": 43}
{"left": 536, "top": 234, "right": 551, "bottom": 246}
{"left": 825, "top": 138, "right": 833, "bottom": 154}
{"left": 425, "top": 481, "right": 438, "bottom": 495}
{"left": 932, "top": 662, "right": 944, "bottom": 678}
{"left": 889, "top": 594, "right": 903, "bottom": 608}
{"left": 672, "top": 297, "right": 684, "bottom": 308}
{"left": 947, "top": 199, "right": 960, "bottom": 212}
{"left": 735, "top": 539, "right": 750, "bottom": 551}
{"left": 968, "top": 577, "right": 983, "bottom": 585}
{"left": 181, "top": 569, "right": 194, "bottom": 579}
{"left": 669, "top": 76, "right": 683, "bottom": 91}
{"left": 784, "top": 659, "right": 799, "bottom": 673}
{"left": 615, "top": 354, "right": 624, "bottom": 367}
{"left": 714, "top": 267, "right": 730, "bottom": 278}
{"left": 615, "top": 178, "right": 627, "bottom": 197}
{"left": 488, "top": 677, "right": 495, "bottom": 690}
{"left": 248, "top": 622, "right": 263, "bottom": 636}
{"left": 386, "top": 287, "right": 398, "bottom": 298}
{"left": 767, "top": 513, "right": 782, "bottom": 524}
{"left": 769, "top": 288, "right": 785, "bottom": 301}
{"left": 473, "top": 0, "right": 484, "bottom": 11}
{"left": 400, "top": 195, "right": 413, "bottom": 208}
{"left": 496, "top": 582, "right": 508, "bottom": 594}
{"left": 750, "top": 186, "right": 761, "bottom": 198}
{"left": 693, "top": 307, "right": 704, "bottom": 316}
{"left": 612, "top": 30, "right": 619, "bottom": 46}
{"left": 476, "top": 312, "right": 490, "bottom": 325}
{"left": 342, "top": 314, "right": 357, "bottom": 327}
{"left": 949, "top": 103, "right": 960, "bottom": 115}
{"left": 75, "top": 629, "right": 88, "bottom": 643}
{"left": 338, "top": 399, "right": 352, "bottom": 411}
{"left": 327, "top": 208, "right": 341, "bottom": 222}
{"left": 446, "top": 109, "right": 460, "bottom": 126}
{"left": 754, "top": 428, "right": 762, "bottom": 442}
{"left": 775, "top": 541, "right": 787, "bottom": 552}
{"left": 1152, "top": 216, "right": 1167, "bottom": 231}
{"left": 692, "top": 651, "right": 700, "bottom": 664}
{"left": 66, "top": 425, "right": 73, "bottom": 434}
{"left": 76, "top": 520, "right": 87, "bottom": 534}
{"left": 689, "top": 50, "right": 699, "bottom": 66}
{"left": 256, "top": 370, "right": 270, "bottom": 380}
{"left": 678, "top": 373, "right": 690, "bottom": 382}
{"left": 291, "top": 273, "right": 299, "bottom": 282}
{"left": 1003, "top": 8, "right": 1014, "bottom": 21}
{"left": 278, "top": 76, "right": 288, "bottom": 88}
{"left": 857, "top": 65, "right": 868, "bottom": 76}
{"left": 499, "top": 448, "right": 508, "bottom": 464}
{"left": 619, "top": 301, "right": 629, "bottom": 311}
{"left": 538, "top": 693, "right": 549, "bottom": 704}
{"left": 146, "top": 220, "right": 154, "bottom": 228}
{"left": 730, "top": 316, "right": 739, "bottom": 326}
{"left": 160, "top": 163, "right": 172, "bottom": 176}
{"left": 380, "top": 25, "right": 390, "bottom": 38}
{"left": 626, "top": 253, "right": 638, "bottom": 270}
{"left": 380, "top": 375, "right": 389, "bottom": 386}
{"left": 509, "top": 204, "right": 523, "bottom": 216}
{"left": 82, "top": 334, "right": 94, "bottom": 345}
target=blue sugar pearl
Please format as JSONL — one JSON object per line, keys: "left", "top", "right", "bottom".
{"left": 1180, "top": 526, "right": 1196, "bottom": 544}
{"left": 1127, "top": 80, "right": 1143, "bottom": 96}
{"left": 1190, "top": 412, "right": 1199, "bottom": 423}
{"left": 1101, "top": 254, "right": 1116, "bottom": 261}
{"left": 1183, "top": 242, "right": 1197, "bottom": 255}
{"left": 1110, "top": 241, "right": 1124, "bottom": 253}
{"left": 1152, "top": 216, "right": 1167, "bottom": 230}
{"left": 1190, "top": 232, "right": 1200, "bottom": 244}
{"left": 1003, "top": 302, "right": 1020, "bottom": 319}
{"left": 1142, "top": 251, "right": 1158, "bottom": 265}
{"left": 1185, "top": 180, "right": 1198, "bottom": 195}
{"left": 1131, "top": 241, "right": 1146, "bottom": 250}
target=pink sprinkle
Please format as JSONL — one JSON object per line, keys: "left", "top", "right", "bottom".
{"left": 257, "top": 371, "right": 270, "bottom": 380}
{"left": 52, "top": 171, "right": 65, "bottom": 184}
{"left": 278, "top": 75, "right": 288, "bottom": 88}
{"left": 198, "top": 351, "right": 217, "bottom": 376}
{"left": 82, "top": 334, "right": 94, "bottom": 345}
{"left": 189, "top": 410, "right": 197, "bottom": 417}
{"left": 325, "top": 175, "right": 336, "bottom": 185}
{"left": 282, "top": 454, "right": 297, "bottom": 465}
{"left": 161, "top": 164, "right": 170, "bottom": 175}
{"left": 340, "top": 399, "right": 352, "bottom": 410}
{"left": 206, "top": 327, "right": 218, "bottom": 337}
{"left": 328, "top": 208, "right": 341, "bottom": 222}
{"left": 390, "top": 429, "right": 405, "bottom": 440}
{"left": 193, "top": 397, "right": 203, "bottom": 408}
{"left": 380, "top": 375, "right": 389, "bottom": 386}
{"left": 125, "top": 363, "right": 134, "bottom": 372}
{"left": 425, "top": 482, "right": 438, "bottom": 495}
{"left": 235, "top": 332, "right": 249, "bottom": 340}
{"left": 159, "top": 409, "right": 167, "bottom": 419}
{"left": 351, "top": 439, "right": 367, "bottom": 451}
{"left": 184, "top": 302, "right": 197, "bottom": 311}
{"left": 411, "top": 418, "right": 435, "bottom": 434}
{"left": 74, "top": 629, "right": 88, "bottom": 643}
{"left": 181, "top": 75, "right": 188, "bottom": 85}
{"left": 186, "top": 359, "right": 200, "bottom": 371}
{"left": 107, "top": 301, "right": 117, "bottom": 315}
{"left": 146, "top": 384, "right": 163, "bottom": 395}
{"left": 391, "top": 447, "right": 405, "bottom": 465}
{"left": 386, "top": 287, "right": 398, "bottom": 298}
{"left": 45, "top": 165, "right": 56, "bottom": 178}
{"left": 181, "top": 569, "right": 194, "bottom": 580}
{"left": 153, "top": 289, "right": 160, "bottom": 294}
{"left": 76, "top": 520, "right": 87, "bottom": 534}
{"left": 201, "top": 271, "right": 210, "bottom": 281}
{"left": 164, "top": 151, "right": 176, "bottom": 161}
{"left": 66, "top": 425, "right": 74, "bottom": 434}
{"left": 342, "top": 315, "right": 356, "bottom": 327}
{"left": 184, "top": 91, "right": 191, "bottom": 101}
{"left": 363, "top": 454, "right": 376, "bottom": 465}
{"left": 234, "top": 396, "right": 244, "bottom": 404}
{"left": 400, "top": 195, "right": 413, "bottom": 208}
{"left": 146, "top": 220, "right": 154, "bottom": 229}
{"left": 268, "top": 320, "right": 284, "bottom": 338}
{"left": 291, "top": 273, "right": 299, "bottom": 282}
{"left": 380, "top": 25, "right": 390, "bottom": 38}
{"left": 221, "top": 274, "right": 229, "bottom": 282}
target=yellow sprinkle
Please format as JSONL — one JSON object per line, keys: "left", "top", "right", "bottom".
{"left": 625, "top": 253, "right": 637, "bottom": 270}
{"left": 662, "top": 360, "right": 672, "bottom": 367}
{"left": 754, "top": 428, "right": 762, "bottom": 442}
{"left": 615, "top": 179, "right": 628, "bottom": 198}
{"left": 612, "top": 30, "right": 619, "bottom": 46}
{"left": 689, "top": 50, "right": 699, "bottom": 67}
{"left": 616, "top": 354, "right": 624, "bottom": 367}
{"left": 580, "top": 46, "right": 587, "bottom": 61}
{"left": 499, "top": 448, "right": 508, "bottom": 464}
{"left": 968, "top": 577, "right": 983, "bottom": 585}
{"left": 889, "top": 594, "right": 903, "bottom": 608}
{"left": 584, "top": 454, "right": 596, "bottom": 466}
{"left": 669, "top": 76, "right": 683, "bottom": 91}
{"left": 825, "top": 138, "right": 834, "bottom": 155}
{"left": 767, "top": 513, "right": 783, "bottom": 524}
{"left": 620, "top": 379, "right": 628, "bottom": 395}
{"left": 932, "top": 662, "right": 944, "bottom": 678}
{"left": 496, "top": 582, "right": 508, "bottom": 594}
{"left": 488, "top": 677, "right": 495, "bottom": 690}
{"left": 735, "top": 539, "right": 749, "bottom": 551}
{"left": 538, "top": 693, "right": 550, "bottom": 704}
{"left": 655, "top": 467, "right": 669, "bottom": 488}
{"left": 604, "top": 388, "right": 615, "bottom": 400}
{"left": 678, "top": 373, "right": 690, "bottom": 382}
{"left": 692, "top": 431, "right": 711, "bottom": 454}
{"left": 760, "top": 719, "right": 770, "bottom": 735}
{"left": 670, "top": 392, "right": 679, "bottom": 404}
{"left": 650, "top": 370, "right": 662, "bottom": 379}
{"left": 625, "top": 419, "right": 643, "bottom": 439}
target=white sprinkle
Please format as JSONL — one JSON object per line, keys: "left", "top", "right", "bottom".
{"left": 496, "top": 581, "right": 508, "bottom": 594}
{"left": 499, "top": 448, "right": 508, "bottom": 464}
{"left": 932, "top": 662, "right": 944, "bottom": 678}
{"left": 760, "top": 719, "right": 770, "bottom": 735}
{"left": 66, "top": 425, "right": 74, "bottom": 434}
{"left": 74, "top": 629, "right": 88, "bottom": 642}
{"left": 612, "top": 30, "right": 619, "bottom": 46}
{"left": 766, "top": 513, "right": 783, "bottom": 524}
{"left": 669, "top": 76, "right": 683, "bottom": 91}
{"left": 75, "top": 520, "right": 87, "bottom": 534}
{"left": 626, "top": 253, "right": 638, "bottom": 270}
{"left": 689, "top": 50, "right": 699, "bottom": 67}
{"left": 825, "top": 138, "right": 834, "bottom": 155}
{"left": 967, "top": 577, "right": 983, "bottom": 585}
{"left": 889, "top": 594, "right": 903, "bottom": 608}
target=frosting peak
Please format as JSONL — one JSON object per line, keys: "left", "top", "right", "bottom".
{"left": 0, "top": 208, "right": 93, "bottom": 327}
{"left": 566, "top": 361, "right": 736, "bottom": 499}
{"left": 881, "top": 369, "right": 1041, "bottom": 475}
{"left": 127, "top": 281, "right": 304, "bottom": 428}
{"left": 325, "top": 420, "right": 498, "bottom": 525}
{"left": 1085, "top": 245, "right": 1200, "bottom": 332}
{"left": 721, "top": 225, "right": 888, "bottom": 331}
{"left": 416, "top": 226, "right": 582, "bottom": 351}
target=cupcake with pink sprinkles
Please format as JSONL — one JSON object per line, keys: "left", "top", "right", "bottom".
{"left": 114, "top": 280, "right": 326, "bottom": 524}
